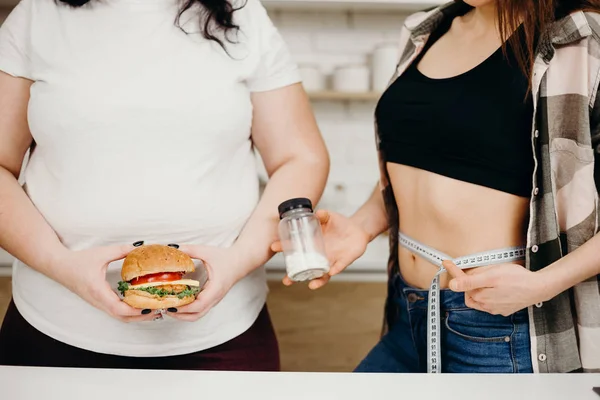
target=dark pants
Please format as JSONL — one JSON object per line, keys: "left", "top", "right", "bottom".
{"left": 0, "top": 299, "right": 280, "bottom": 371}
{"left": 355, "top": 273, "right": 533, "bottom": 373}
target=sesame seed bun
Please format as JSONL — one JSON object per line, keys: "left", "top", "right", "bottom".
{"left": 121, "top": 244, "right": 195, "bottom": 282}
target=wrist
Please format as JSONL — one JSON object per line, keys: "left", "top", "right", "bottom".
{"left": 534, "top": 266, "right": 563, "bottom": 303}
{"left": 349, "top": 213, "right": 380, "bottom": 244}
{"left": 229, "top": 241, "right": 262, "bottom": 281}
{"left": 45, "top": 246, "right": 74, "bottom": 284}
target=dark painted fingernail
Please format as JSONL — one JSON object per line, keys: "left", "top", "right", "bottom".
{"left": 133, "top": 241, "right": 144, "bottom": 247}
{"left": 141, "top": 309, "right": 151, "bottom": 315}
{"left": 167, "top": 243, "right": 179, "bottom": 249}
{"left": 167, "top": 308, "right": 178, "bottom": 313}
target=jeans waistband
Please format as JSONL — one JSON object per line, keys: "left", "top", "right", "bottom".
{"left": 393, "top": 272, "right": 470, "bottom": 310}
{"left": 396, "top": 232, "right": 527, "bottom": 373}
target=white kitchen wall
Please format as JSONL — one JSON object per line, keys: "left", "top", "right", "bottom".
{"left": 264, "top": 9, "right": 409, "bottom": 219}
{"left": 0, "top": 3, "right": 415, "bottom": 276}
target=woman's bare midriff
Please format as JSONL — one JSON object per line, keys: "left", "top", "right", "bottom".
{"left": 388, "top": 163, "right": 530, "bottom": 290}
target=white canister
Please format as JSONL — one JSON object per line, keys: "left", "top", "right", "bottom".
{"left": 371, "top": 43, "right": 400, "bottom": 92}
{"left": 298, "top": 64, "right": 326, "bottom": 92}
{"left": 333, "top": 64, "right": 370, "bottom": 93}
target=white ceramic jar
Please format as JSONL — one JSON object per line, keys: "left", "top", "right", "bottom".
{"left": 371, "top": 43, "right": 400, "bottom": 92}
{"left": 298, "top": 64, "right": 326, "bottom": 92}
{"left": 332, "top": 64, "right": 370, "bottom": 93}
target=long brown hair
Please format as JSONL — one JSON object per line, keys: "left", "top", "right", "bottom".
{"left": 459, "top": 1, "right": 600, "bottom": 84}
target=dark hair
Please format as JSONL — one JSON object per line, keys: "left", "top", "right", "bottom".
{"left": 57, "top": 0, "right": 245, "bottom": 50}
{"left": 456, "top": 1, "right": 600, "bottom": 90}
{"left": 500, "top": 1, "right": 600, "bottom": 87}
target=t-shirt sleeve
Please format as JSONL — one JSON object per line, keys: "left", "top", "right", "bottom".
{"left": 242, "top": 0, "right": 301, "bottom": 92}
{"left": 0, "top": 0, "right": 33, "bottom": 80}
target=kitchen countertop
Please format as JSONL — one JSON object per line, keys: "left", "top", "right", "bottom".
{"left": 1, "top": 366, "right": 599, "bottom": 400}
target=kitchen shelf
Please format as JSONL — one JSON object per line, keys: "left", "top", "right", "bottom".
{"left": 308, "top": 90, "right": 382, "bottom": 101}
{"left": 263, "top": 0, "right": 444, "bottom": 11}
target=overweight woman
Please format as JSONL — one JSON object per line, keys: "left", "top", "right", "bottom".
{"left": 0, "top": 0, "right": 329, "bottom": 369}
{"left": 277, "top": 0, "right": 600, "bottom": 373}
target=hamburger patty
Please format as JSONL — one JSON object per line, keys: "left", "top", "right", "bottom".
{"left": 153, "top": 284, "right": 187, "bottom": 293}
{"left": 126, "top": 288, "right": 195, "bottom": 300}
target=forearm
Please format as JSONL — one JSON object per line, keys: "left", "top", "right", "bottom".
{"left": 230, "top": 157, "right": 329, "bottom": 279}
{"left": 538, "top": 232, "right": 600, "bottom": 300}
{"left": 349, "top": 184, "right": 389, "bottom": 242}
{"left": 0, "top": 167, "right": 68, "bottom": 280}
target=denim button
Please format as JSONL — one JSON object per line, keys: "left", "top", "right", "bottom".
{"left": 538, "top": 353, "right": 547, "bottom": 362}
{"left": 504, "top": 336, "right": 511, "bottom": 342}
{"left": 532, "top": 245, "right": 539, "bottom": 253}
{"left": 533, "top": 187, "right": 539, "bottom": 196}
{"left": 534, "top": 130, "right": 539, "bottom": 138}
{"left": 535, "top": 302, "right": 543, "bottom": 308}
{"left": 407, "top": 293, "right": 419, "bottom": 303}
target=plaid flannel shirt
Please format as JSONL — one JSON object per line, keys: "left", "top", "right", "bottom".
{"left": 377, "top": 1, "right": 600, "bottom": 373}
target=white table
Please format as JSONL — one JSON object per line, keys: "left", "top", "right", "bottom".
{"left": 1, "top": 366, "right": 599, "bottom": 400}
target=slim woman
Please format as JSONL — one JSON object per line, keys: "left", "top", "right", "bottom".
{"left": 277, "top": 0, "right": 600, "bottom": 373}
{"left": 0, "top": 0, "right": 329, "bottom": 369}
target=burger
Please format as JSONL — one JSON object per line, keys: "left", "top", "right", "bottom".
{"left": 117, "top": 244, "right": 202, "bottom": 309}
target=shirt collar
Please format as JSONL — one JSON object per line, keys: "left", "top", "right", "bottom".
{"left": 549, "top": 10, "right": 592, "bottom": 45}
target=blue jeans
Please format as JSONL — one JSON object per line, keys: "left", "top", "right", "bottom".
{"left": 355, "top": 273, "right": 533, "bottom": 373}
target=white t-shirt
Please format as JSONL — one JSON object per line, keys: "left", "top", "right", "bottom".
{"left": 0, "top": 0, "right": 300, "bottom": 356}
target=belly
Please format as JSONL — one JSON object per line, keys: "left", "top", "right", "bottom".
{"left": 388, "top": 163, "right": 530, "bottom": 290}
{"left": 22, "top": 144, "right": 260, "bottom": 250}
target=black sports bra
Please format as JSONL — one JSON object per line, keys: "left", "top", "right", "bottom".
{"left": 376, "top": 17, "right": 534, "bottom": 198}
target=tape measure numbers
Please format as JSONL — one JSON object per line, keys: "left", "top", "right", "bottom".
{"left": 398, "top": 233, "right": 526, "bottom": 373}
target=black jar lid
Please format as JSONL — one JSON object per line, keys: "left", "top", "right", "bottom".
{"left": 278, "top": 198, "right": 313, "bottom": 219}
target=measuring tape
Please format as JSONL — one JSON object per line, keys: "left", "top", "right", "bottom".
{"left": 398, "top": 233, "right": 526, "bottom": 374}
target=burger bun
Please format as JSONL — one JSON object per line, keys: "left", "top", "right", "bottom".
{"left": 123, "top": 290, "right": 196, "bottom": 310}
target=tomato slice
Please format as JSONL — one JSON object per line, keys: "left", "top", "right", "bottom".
{"left": 130, "top": 272, "right": 184, "bottom": 286}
